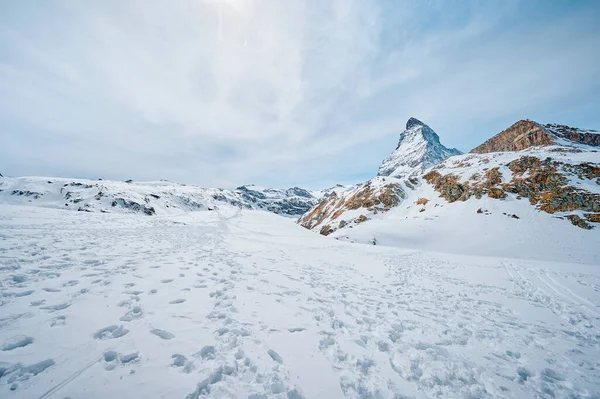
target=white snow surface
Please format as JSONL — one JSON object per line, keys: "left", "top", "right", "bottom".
{"left": 377, "top": 118, "right": 461, "bottom": 178}
{"left": 1, "top": 204, "right": 599, "bottom": 398}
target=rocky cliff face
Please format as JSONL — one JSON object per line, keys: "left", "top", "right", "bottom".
{"left": 378, "top": 117, "right": 462, "bottom": 177}
{"left": 471, "top": 120, "right": 600, "bottom": 154}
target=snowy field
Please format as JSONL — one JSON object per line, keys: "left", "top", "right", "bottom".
{"left": 1, "top": 204, "right": 599, "bottom": 398}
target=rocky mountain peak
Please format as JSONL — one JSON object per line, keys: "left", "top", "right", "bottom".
{"left": 406, "top": 117, "right": 425, "bottom": 130}
{"left": 470, "top": 120, "right": 600, "bottom": 154}
{"left": 378, "top": 118, "right": 462, "bottom": 178}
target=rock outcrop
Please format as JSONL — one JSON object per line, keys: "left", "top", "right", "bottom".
{"left": 471, "top": 120, "right": 600, "bottom": 154}
{"left": 297, "top": 177, "right": 405, "bottom": 235}
{"left": 545, "top": 123, "right": 600, "bottom": 147}
{"left": 423, "top": 152, "right": 600, "bottom": 229}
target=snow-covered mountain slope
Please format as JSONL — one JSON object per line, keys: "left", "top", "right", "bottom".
{"left": 311, "top": 183, "right": 362, "bottom": 199}
{"left": 299, "top": 120, "right": 600, "bottom": 247}
{"left": 297, "top": 176, "right": 407, "bottom": 235}
{"left": 298, "top": 117, "right": 461, "bottom": 234}
{"left": 378, "top": 117, "right": 461, "bottom": 178}
{"left": 330, "top": 147, "right": 600, "bottom": 264}
{"left": 1, "top": 204, "right": 599, "bottom": 398}
{"left": 0, "top": 176, "right": 321, "bottom": 217}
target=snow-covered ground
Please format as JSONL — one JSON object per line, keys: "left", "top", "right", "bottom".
{"left": 1, "top": 204, "right": 599, "bottom": 398}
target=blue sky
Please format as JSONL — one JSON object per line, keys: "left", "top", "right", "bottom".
{"left": 1, "top": 0, "right": 599, "bottom": 189}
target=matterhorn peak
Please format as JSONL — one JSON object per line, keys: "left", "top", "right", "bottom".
{"left": 378, "top": 117, "right": 461, "bottom": 177}
{"left": 406, "top": 117, "right": 425, "bottom": 130}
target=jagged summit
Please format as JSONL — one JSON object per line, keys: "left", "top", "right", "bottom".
{"left": 405, "top": 117, "right": 425, "bottom": 130}
{"left": 378, "top": 118, "right": 462, "bottom": 177}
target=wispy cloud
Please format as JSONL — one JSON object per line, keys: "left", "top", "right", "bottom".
{"left": 1, "top": 0, "right": 599, "bottom": 188}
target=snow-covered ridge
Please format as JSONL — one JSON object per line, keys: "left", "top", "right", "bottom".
{"left": 0, "top": 176, "right": 323, "bottom": 217}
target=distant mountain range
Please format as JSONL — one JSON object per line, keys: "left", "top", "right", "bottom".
{"left": 0, "top": 177, "right": 354, "bottom": 217}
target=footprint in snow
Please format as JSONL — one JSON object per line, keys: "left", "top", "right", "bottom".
{"left": 172, "top": 354, "right": 196, "bottom": 373}
{"left": 170, "top": 299, "right": 186, "bottom": 304}
{"left": 150, "top": 329, "right": 174, "bottom": 340}
{"left": 267, "top": 349, "right": 283, "bottom": 364}
{"left": 197, "top": 345, "right": 216, "bottom": 360}
{"left": 1, "top": 359, "right": 55, "bottom": 391}
{"left": 1, "top": 336, "right": 34, "bottom": 351}
{"left": 49, "top": 315, "right": 66, "bottom": 327}
{"left": 41, "top": 302, "right": 71, "bottom": 312}
{"left": 93, "top": 325, "right": 129, "bottom": 340}
{"left": 102, "top": 350, "right": 139, "bottom": 371}
{"left": 120, "top": 306, "right": 143, "bottom": 322}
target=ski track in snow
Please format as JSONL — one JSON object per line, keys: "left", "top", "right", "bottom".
{"left": 0, "top": 204, "right": 599, "bottom": 398}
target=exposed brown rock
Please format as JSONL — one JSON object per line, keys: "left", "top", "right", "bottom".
{"left": 488, "top": 188, "right": 507, "bottom": 199}
{"left": 356, "top": 215, "right": 368, "bottom": 223}
{"left": 585, "top": 213, "right": 600, "bottom": 223}
{"left": 297, "top": 192, "right": 338, "bottom": 230}
{"left": 416, "top": 198, "right": 429, "bottom": 205}
{"left": 504, "top": 157, "right": 600, "bottom": 214}
{"left": 297, "top": 180, "right": 404, "bottom": 235}
{"left": 424, "top": 155, "right": 600, "bottom": 229}
{"left": 471, "top": 120, "right": 555, "bottom": 154}
{"left": 320, "top": 224, "right": 334, "bottom": 236}
{"left": 423, "top": 171, "right": 470, "bottom": 202}
{"left": 566, "top": 215, "right": 593, "bottom": 230}
{"left": 545, "top": 123, "right": 600, "bottom": 147}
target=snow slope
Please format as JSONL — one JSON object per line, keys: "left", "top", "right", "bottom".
{"left": 329, "top": 146, "right": 600, "bottom": 263}
{"left": 1, "top": 204, "right": 599, "bottom": 398}
{"left": 0, "top": 176, "right": 322, "bottom": 217}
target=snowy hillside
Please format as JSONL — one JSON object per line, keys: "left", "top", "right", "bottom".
{"left": 300, "top": 120, "right": 600, "bottom": 251}
{"left": 1, "top": 204, "right": 599, "bottom": 398}
{"left": 0, "top": 176, "right": 322, "bottom": 217}
{"left": 330, "top": 147, "right": 600, "bottom": 264}
{"left": 378, "top": 117, "right": 461, "bottom": 178}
